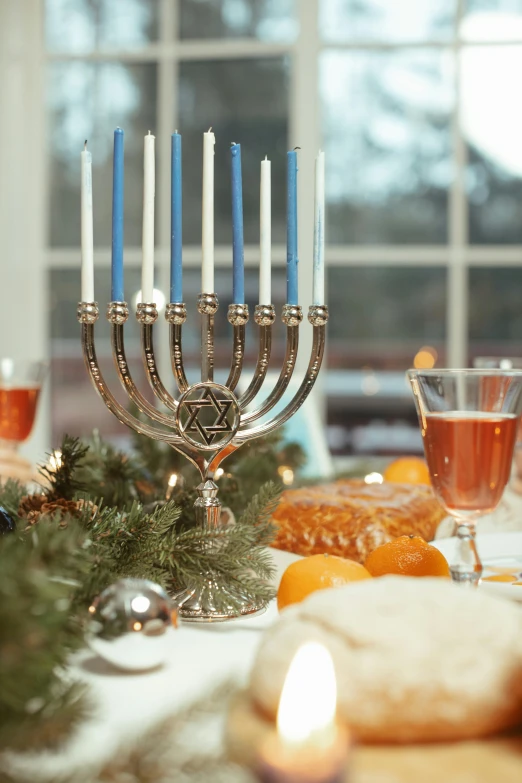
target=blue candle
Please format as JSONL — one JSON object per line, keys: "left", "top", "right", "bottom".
{"left": 286, "top": 150, "right": 298, "bottom": 305}
{"left": 231, "top": 143, "right": 245, "bottom": 304}
{"left": 171, "top": 132, "right": 183, "bottom": 303}
{"left": 111, "top": 127, "right": 124, "bottom": 302}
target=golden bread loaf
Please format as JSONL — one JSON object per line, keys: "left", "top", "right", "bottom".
{"left": 271, "top": 479, "right": 445, "bottom": 563}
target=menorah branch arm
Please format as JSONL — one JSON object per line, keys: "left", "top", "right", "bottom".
{"left": 166, "top": 303, "right": 189, "bottom": 393}
{"left": 235, "top": 305, "right": 328, "bottom": 442}
{"left": 225, "top": 304, "right": 249, "bottom": 392}
{"left": 77, "top": 303, "right": 181, "bottom": 445}
{"left": 108, "top": 304, "right": 180, "bottom": 429}
{"left": 237, "top": 304, "right": 274, "bottom": 410}
{"left": 137, "top": 303, "right": 179, "bottom": 414}
{"left": 240, "top": 304, "right": 302, "bottom": 424}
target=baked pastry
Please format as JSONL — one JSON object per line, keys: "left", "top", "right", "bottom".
{"left": 250, "top": 577, "right": 522, "bottom": 743}
{"left": 271, "top": 480, "right": 445, "bottom": 564}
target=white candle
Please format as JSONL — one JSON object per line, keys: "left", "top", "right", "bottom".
{"left": 202, "top": 129, "right": 215, "bottom": 293}
{"left": 141, "top": 131, "right": 155, "bottom": 303}
{"left": 313, "top": 150, "right": 325, "bottom": 306}
{"left": 81, "top": 142, "right": 94, "bottom": 302}
{"left": 257, "top": 642, "right": 349, "bottom": 782}
{"left": 260, "top": 157, "right": 271, "bottom": 304}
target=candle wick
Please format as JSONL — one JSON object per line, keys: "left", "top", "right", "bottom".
{"left": 208, "top": 126, "right": 212, "bottom": 132}
{"left": 174, "top": 129, "right": 178, "bottom": 133}
{"left": 264, "top": 154, "right": 267, "bottom": 160}
{"left": 148, "top": 130, "right": 152, "bottom": 135}
{"left": 231, "top": 141, "right": 236, "bottom": 146}
{"left": 293, "top": 146, "right": 301, "bottom": 151}
{"left": 84, "top": 140, "right": 87, "bottom": 149}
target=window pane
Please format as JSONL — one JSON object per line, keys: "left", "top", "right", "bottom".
{"left": 48, "top": 62, "right": 157, "bottom": 248}
{"left": 469, "top": 268, "right": 522, "bottom": 360}
{"left": 321, "top": 50, "right": 453, "bottom": 245}
{"left": 179, "top": 58, "right": 289, "bottom": 245}
{"left": 45, "top": 0, "right": 159, "bottom": 52}
{"left": 463, "top": 47, "right": 522, "bottom": 243}
{"left": 179, "top": 0, "right": 297, "bottom": 41}
{"left": 50, "top": 267, "right": 287, "bottom": 444}
{"left": 462, "top": 1, "right": 522, "bottom": 41}
{"left": 327, "top": 267, "right": 446, "bottom": 369}
{"left": 320, "top": 0, "right": 455, "bottom": 43}
{"left": 326, "top": 266, "right": 446, "bottom": 457}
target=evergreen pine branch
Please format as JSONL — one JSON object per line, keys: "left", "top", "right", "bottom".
{"left": 0, "top": 479, "right": 24, "bottom": 519}
{"left": 38, "top": 435, "right": 89, "bottom": 501}
{"left": 0, "top": 523, "right": 91, "bottom": 752}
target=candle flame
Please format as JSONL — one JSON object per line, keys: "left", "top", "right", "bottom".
{"left": 168, "top": 473, "right": 178, "bottom": 488}
{"left": 277, "top": 642, "right": 337, "bottom": 748}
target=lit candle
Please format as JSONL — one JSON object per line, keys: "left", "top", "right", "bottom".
{"left": 257, "top": 643, "right": 349, "bottom": 783}
{"left": 81, "top": 141, "right": 94, "bottom": 302}
{"left": 111, "top": 127, "right": 124, "bottom": 302}
{"left": 286, "top": 150, "right": 298, "bottom": 306}
{"left": 260, "top": 156, "right": 271, "bottom": 304}
{"left": 313, "top": 151, "right": 325, "bottom": 306}
{"left": 171, "top": 132, "right": 183, "bottom": 303}
{"left": 202, "top": 129, "right": 215, "bottom": 294}
{"left": 231, "top": 143, "right": 245, "bottom": 304}
{"left": 141, "top": 131, "right": 155, "bottom": 304}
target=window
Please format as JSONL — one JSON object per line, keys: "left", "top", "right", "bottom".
{"left": 39, "top": 0, "right": 522, "bottom": 456}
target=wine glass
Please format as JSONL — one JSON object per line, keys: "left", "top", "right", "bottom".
{"left": 473, "top": 357, "right": 522, "bottom": 496}
{"left": 408, "top": 369, "right": 522, "bottom": 585}
{"left": 0, "top": 358, "right": 46, "bottom": 482}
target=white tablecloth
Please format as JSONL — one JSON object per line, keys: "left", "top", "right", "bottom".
{"left": 12, "top": 550, "right": 300, "bottom": 779}
{"left": 13, "top": 490, "right": 522, "bottom": 779}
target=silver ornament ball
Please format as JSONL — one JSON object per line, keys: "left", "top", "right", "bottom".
{"left": 86, "top": 578, "right": 176, "bottom": 671}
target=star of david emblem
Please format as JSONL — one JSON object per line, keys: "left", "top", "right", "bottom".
{"left": 176, "top": 383, "right": 240, "bottom": 451}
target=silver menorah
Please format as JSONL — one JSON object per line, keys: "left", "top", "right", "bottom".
{"left": 77, "top": 294, "right": 328, "bottom": 622}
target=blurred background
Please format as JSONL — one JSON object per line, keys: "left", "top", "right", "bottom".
{"left": 1, "top": 0, "right": 522, "bottom": 469}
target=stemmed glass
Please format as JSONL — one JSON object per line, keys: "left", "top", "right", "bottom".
{"left": 0, "top": 359, "right": 46, "bottom": 482}
{"left": 408, "top": 369, "right": 522, "bottom": 585}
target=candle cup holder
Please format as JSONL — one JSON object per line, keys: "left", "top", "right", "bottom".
{"left": 77, "top": 297, "right": 328, "bottom": 622}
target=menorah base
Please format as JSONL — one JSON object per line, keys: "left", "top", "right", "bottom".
{"left": 173, "top": 581, "right": 266, "bottom": 623}
{"left": 170, "top": 478, "right": 268, "bottom": 622}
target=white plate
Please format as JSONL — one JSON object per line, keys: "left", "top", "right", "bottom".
{"left": 433, "top": 532, "right": 522, "bottom": 602}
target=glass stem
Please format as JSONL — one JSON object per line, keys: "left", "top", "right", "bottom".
{"left": 450, "top": 520, "right": 482, "bottom": 586}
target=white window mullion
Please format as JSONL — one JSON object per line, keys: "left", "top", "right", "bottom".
{"left": 291, "top": 0, "right": 320, "bottom": 372}
{"left": 447, "top": 0, "right": 468, "bottom": 367}
{"left": 155, "top": 0, "right": 178, "bottom": 378}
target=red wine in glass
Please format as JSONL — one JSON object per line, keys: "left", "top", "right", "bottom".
{"left": 423, "top": 412, "right": 517, "bottom": 516}
{"left": 0, "top": 386, "right": 41, "bottom": 442}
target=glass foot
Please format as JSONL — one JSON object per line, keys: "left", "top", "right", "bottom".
{"left": 450, "top": 524, "right": 482, "bottom": 586}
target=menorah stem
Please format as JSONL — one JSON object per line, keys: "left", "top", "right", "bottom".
{"left": 238, "top": 304, "right": 275, "bottom": 410}
{"left": 198, "top": 293, "right": 218, "bottom": 382}
{"left": 240, "top": 304, "right": 303, "bottom": 424}
{"left": 225, "top": 304, "right": 249, "bottom": 392}
{"left": 165, "top": 303, "right": 189, "bottom": 393}
{"left": 194, "top": 478, "right": 221, "bottom": 528}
